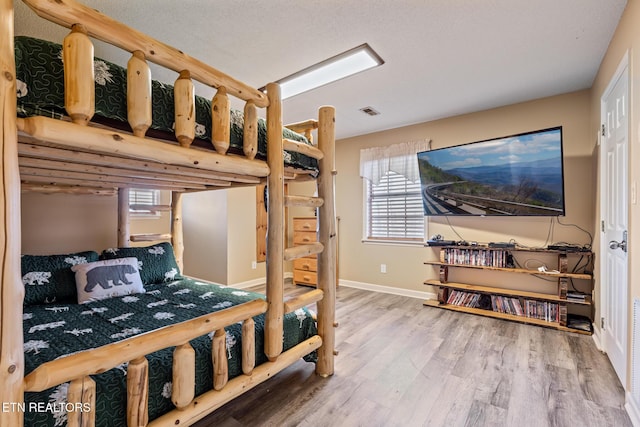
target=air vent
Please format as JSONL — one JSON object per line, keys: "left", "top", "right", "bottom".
{"left": 359, "top": 106, "right": 380, "bottom": 116}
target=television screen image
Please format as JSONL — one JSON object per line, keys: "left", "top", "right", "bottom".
{"left": 417, "top": 127, "right": 565, "bottom": 216}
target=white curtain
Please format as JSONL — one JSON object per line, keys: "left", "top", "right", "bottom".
{"left": 359, "top": 139, "right": 431, "bottom": 185}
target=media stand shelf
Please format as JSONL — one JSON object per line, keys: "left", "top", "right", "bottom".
{"left": 423, "top": 246, "right": 594, "bottom": 335}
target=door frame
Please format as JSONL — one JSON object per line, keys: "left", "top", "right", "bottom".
{"left": 599, "top": 50, "right": 630, "bottom": 387}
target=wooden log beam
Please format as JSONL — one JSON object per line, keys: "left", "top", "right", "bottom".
{"left": 20, "top": 183, "right": 116, "bottom": 196}
{"left": 129, "top": 233, "right": 172, "bottom": 242}
{"left": 17, "top": 116, "right": 270, "bottom": 177}
{"left": 315, "top": 106, "right": 337, "bottom": 377}
{"left": 22, "top": 0, "right": 269, "bottom": 107}
{"left": 284, "top": 119, "right": 318, "bottom": 134}
{"left": 284, "top": 289, "right": 324, "bottom": 314}
{"left": 283, "top": 243, "right": 324, "bottom": 261}
{"left": 265, "top": 82, "right": 284, "bottom": 361}
{"left": 24, "top": 299, "right": 268, "bottom": 392}
{"left": 241, "top": 318, "right": 255, "bottom": 375}
{"left": 67, "top": 376, "right": 96, "bottom": 427}
{"left": 20, "top": 153, "right": 232, "bottom": 188}
{"left": 212, "top": 329, "right": 228, "bottom": 391}
{"left": 117, "top": 188, "right": 130, "bottom": 247}
{"left": 148, "top": 336, "right": 322, "bottom": 427}
{"left": 284, "top": 195, "right": 324, "bottom": 208}
{"left": 20, "top": 177, "right": 118, "bottom": 190}
{"left": 171, "top": 192, "right": 184, "bottom": 272}
{"left": 18, "top": 142, "right": 262, "bottom": 184}
{"left": 0, "top": 1, "right": 25, "bottom": 424}
{"left": 172, "top": 343, "right": 195, "bottom": 409}
{"left": 283, "top": 138, "right": 324, "bottom": 160}
{"left": 20, "top": 166, "right": 205, "bottom": 190}
{"left": 127, "top": 51, "right": 152, "bottom": 138}
{"left": 126, "top": 357, "right": 149, "bottom": 427}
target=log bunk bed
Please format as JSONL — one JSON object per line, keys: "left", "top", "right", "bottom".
{"left": 1, "top": 0, "right": 337, "bottom": 426}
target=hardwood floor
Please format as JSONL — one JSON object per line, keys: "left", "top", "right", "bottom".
{"left": 194, "top": 284, "right": 631, "bottom": 427}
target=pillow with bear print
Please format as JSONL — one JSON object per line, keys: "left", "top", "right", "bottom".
{"left": 72, "top": 257, "right": 145, "bottom": 304}
{"left": 21, "top": 251, "right": 99, "bottom": 306}
{"left": 100, "top": 242, "right": 181, "bottom": 285}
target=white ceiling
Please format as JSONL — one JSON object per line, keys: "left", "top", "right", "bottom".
{"left": 14, "top": 0, "right": 627, "bottom": 140}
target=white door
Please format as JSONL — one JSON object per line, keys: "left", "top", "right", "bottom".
{"left": 601, "top": 58, "right": 629, "bottom": 386}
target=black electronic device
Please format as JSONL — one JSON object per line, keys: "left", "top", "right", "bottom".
{"left": 488, "top": 242, "right": 516, "bottom": 249}
{"left": 426, "top": 240, "right": 456, "bottom": 247}
{"left": 547, "top": 244, "right": 586, "bottom": 252}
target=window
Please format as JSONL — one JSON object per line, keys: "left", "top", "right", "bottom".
{"left": 129, "top": 188, "right": 160, "bottom": 217}
{"left": 365, "top": 171, "right": 424, "bottom": 241}
{"left": 360, "top": 140, "right": 430, "bottom": 243}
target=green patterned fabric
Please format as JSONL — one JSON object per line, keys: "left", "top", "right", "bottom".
{"left": 100, "top": 242, "right": 182, "bottom": 286}
{"left": 14, "top": 36, "right": 319, "bottom": 174}
{"left": 23, "top": 278, "right": 317, "bottom": 427}
{"left": 21, "top": 251, "right": 100, "bottom": 306}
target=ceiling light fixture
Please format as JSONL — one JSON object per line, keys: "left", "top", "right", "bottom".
{"left": 270, "top": 44, "right": 383, "bottom": 100}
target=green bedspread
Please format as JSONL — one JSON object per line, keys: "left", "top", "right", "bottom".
{"left": 14, "top": 36, "right": 319, "bottom": 175}
{"left": 22, "top": 278, "right": 317, "bottom": 426}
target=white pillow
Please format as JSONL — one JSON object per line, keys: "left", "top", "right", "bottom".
{"left": 72, "top": 257, "right": 145, "bottom": 304}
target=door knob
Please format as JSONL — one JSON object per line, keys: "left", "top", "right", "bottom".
{"left": 609, "top": 230, "right": 628, "bottom": 253}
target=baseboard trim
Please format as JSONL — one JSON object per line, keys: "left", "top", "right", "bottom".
{"left": 591, "top": 327, "right": 603, "bottom": 351}
{"left": 626, "top": 392, "right": 640, "bottom": 427}
{"left": 340, "top": 279, "right": 436, "bottom": 300}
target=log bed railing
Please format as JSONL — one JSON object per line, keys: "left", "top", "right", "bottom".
{"left": 0, "top": 0, "right": 336, "bottom": 426}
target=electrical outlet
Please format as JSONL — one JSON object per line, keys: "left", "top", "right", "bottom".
{"left": 380, "top": 264, "right": 387, "bottom": 273}
{"left": 251, "top": 261, "right": 257, "bottom": 270}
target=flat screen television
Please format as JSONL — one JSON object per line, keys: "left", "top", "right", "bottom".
{"left": 417, "top": 126, "right": 565, "bottom": 216}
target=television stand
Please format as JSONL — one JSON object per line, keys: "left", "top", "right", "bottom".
{"left": 423, "top": 246, "right": 594, "bottom": 334}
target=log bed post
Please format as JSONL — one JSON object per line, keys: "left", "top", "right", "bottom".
{"left": 63, "top": 24, "right": 95, "bottom": 126}
{"left": 174, "top": 70, "right": 195, "bottom": 148}
{"left": 211, "top": 87, "right": 230, "bottom": 154}
{"left": 0, "top": 1, "right": 25, "bottom": 425}
{"left": 117, "top": 188, "right": 130, "bottom": 247}
{"left": 243, "top": 101, "right": 258, "bottom": 160}
{"left": 171, "top": 191, "right": 184, "bottom": 272}
{"left": 316, "top": 106, "right": 336, "bottom": 377}
{"left": 265, "top": 82, "right": 284, "bottom": 361}
{"left": 127, "top": 51, "right": 152, "bottom": 138}
{"left": 127, "top": 357, "right": 149, "bottom": 427}
{"left": 67, "top": 376, "right": 96, "bottom": 427}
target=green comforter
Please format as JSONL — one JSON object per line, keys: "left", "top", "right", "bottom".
{"left": 23, "top": 278, "right": 317, "bottom": 426}
{"left": 14, "top": 36, "right": 319, "bottom": 175}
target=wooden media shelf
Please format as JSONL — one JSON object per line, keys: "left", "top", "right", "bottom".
{"left": 423, "top": 246, "right": 594, "bottom": 334}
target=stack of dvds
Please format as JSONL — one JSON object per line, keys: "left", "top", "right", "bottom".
{"left": 446, "top": 290, "right": 481, "bottom": 308}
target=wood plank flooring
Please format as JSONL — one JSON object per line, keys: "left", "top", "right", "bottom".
{"left": 194, "top": 284, "right": 631, "bottom": 427}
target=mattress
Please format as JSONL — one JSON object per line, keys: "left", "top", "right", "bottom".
{"left": 14, "top": 36, "right": 319, "bottom": 174}
{"left": 22, "top": 277, "right": 317, "bottom": 426}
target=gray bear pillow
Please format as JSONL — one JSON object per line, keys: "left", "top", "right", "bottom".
{"left": 72, "top": 257, "right": 145, "bottom": 304}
